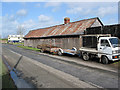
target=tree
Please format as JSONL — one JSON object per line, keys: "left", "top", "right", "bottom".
{"left": 16, "top": 25, "right": 25, "bottom": 35}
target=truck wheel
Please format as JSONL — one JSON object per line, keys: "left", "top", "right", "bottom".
{"left": 58, "top": 50, "right": 62, "bottom": 56}
{"left": 101, "top": 56, "right": 109, "bottom": 64}
{"left": 82, "top": 53, "right": 89, "bottom": 61}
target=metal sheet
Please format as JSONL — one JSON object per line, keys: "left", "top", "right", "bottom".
{"left": 25, "top": 18, "right": 97, "bottom": 38}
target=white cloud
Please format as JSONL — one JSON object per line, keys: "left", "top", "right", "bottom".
{"left": 2, "top": 13, "right": 60, "bottom": 38}
{"left": 16, "top": 9, "right": 27, "bottom": 16}
{"left": 38, "top": 14, "right": 52, "bottom": 22}
{"left": 2, "top": 9, "right": 29, "bottom": 38}
{"left": 22, "top": 19, "right": 36, "bottom": 29}
{"left": 65, "top": 2, "right": 118, "bottom": 19}
{"left": 97, "top": 6, "right": 118, "bottom": 17}
{"left": 27, "top": 14, "right": 61, "bottom": 30}
{"left": 17, "top": 19, "right": 36, "bottom": 34}
{"left": 2, "top": 15, "right": 19, "bottom": 38}
{"left": 84, "top": 9, "right": 91, "bottom": 14}
{"left": 44, "top": 2, "right": 62, "bottom": 12}
{"left": 66, "top": 7, "right": 82, "bottom": 14}
{"left": 66, "top": 2, "right": 101, "bottom": 9}
{"left": 66, "top": 3, "right": 96, "bottom": 15}
{"left": 1, "top": 14, "right": 36, "bottom": 38}
{"left": 9, "top": 14, "right": 17, "bottom": 21}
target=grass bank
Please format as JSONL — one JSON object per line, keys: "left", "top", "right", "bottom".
{"left": 0, "top": 59, "right": 16, "bottom": 89}
{"left": 18, "top": 45, "right": 40, "bottom": 52}
{"left": 8, "top": 42, "right": 24, "bottom": 45}
{"left": 110, "top": 60, "right": 120, "bottom": 69}
{"left": 0, "top": 39, "right": 8, "bottom": 41}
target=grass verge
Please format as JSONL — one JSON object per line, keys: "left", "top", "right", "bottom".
{"left": 18, "top": 45, "right": 40, "bottom": 52}
{"left": 111, "top": 60, "right": 120, "bottom": 69}
{"left": 8, "top": 42, "right": 24, "bottom": 45}
{"left": 0, "top": 59, "right": 17, "bottom": 88}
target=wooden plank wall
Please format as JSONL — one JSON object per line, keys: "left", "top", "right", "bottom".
{"left": 24, "top": 36, "right": 81, "bottom": 50}
{"left": 86, "top": 24, "right": 120, "bottom": 39}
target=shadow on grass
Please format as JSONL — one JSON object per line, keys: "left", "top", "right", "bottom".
{"left": 2, "top": 56, "right": 17, "bottom": 89}
{"left": 2, "top": 73, "right": 17, "bottom": 89}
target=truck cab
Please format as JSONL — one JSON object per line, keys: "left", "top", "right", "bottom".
{"left": 98, "top": 37, "right": 120, "bottom": 62}
{"left": 79, "top": 35, "right": 120, "bottom": 64}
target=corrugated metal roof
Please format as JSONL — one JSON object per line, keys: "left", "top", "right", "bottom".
{"left": 25, "top": 17, "right": 101, "bottom": 38}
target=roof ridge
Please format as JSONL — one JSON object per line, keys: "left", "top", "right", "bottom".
{"left": 29, "top": 17, "right": 98, "bottom": 32}
{"left": 24, "top": 17, "right": 101, "bottom": 38}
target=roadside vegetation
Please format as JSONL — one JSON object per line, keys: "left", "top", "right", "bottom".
{"left": 0, "top": 39, "right": 8, "bottom": 41}
{"left": 1, "top": 38, "right": 24, "bottom": 45}
{"left": 110, "top": 60, "right": 120, "bottom": 69}
{"left": 0, "top": 59, "right": 16, "bottom": 89}
{"left": 10, "top": 42, "right": 24, "bottom": 45}
{"left": 1, "top": 39, "right": 8, "bottom": 44}
{"left": 18, "top": 45, "right": 40, "bottom": 52}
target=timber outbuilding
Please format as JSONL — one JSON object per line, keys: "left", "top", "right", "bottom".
{"left": 85, "top": 24, "right": 120, "bottom": 39}
{"left": 24, "top": 17, "right": 103, "bottom": 49}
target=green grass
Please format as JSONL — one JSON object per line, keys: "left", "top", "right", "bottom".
{"left": 0, "top": 39, "right": 8, "bottom": 41}
{"left": 18, "top": 45, "right": 40, "bottom": 51}
{"left": 0, "top": 59, "right": 16, "bottom": 89}
{"left": 113, "top": 60, "right": 120, "bottom": 66}
{"left": 11, "top": 42, "right": 24, "bottom": 45}
{"left": 8, "top": 42, "right": 24, "bottom": 45}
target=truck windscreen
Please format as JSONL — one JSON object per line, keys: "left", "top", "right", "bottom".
{"left": 109, "top": 38, "right": 120, "bottom": 47}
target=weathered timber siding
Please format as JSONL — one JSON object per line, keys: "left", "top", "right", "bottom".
{"left": 24, "top": 36, "right": 81, "bottom": 50}
{"left": 86, "top": 24, "right": 120, "bottom": 39}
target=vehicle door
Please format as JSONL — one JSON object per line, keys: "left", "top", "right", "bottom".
{"left": 98, "top": 39, "right": 112, "bottom": 55}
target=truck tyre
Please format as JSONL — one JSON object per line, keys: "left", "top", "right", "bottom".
{"left": 82, "top": 53, "right": 89, "bottom": 61}
{"left": 101, "top": 56, "right": 109, "bottom": 64}
{"left": 58, "top": 50, "right": 62, "bottom": 56}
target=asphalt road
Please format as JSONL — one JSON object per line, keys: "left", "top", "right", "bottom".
{"left": 2, "top": 44, "right": 120, "bottom": 89}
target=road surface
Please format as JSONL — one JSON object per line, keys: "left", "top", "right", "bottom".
{"left": 2, "top": 44, "right": 120, "bottom": 89}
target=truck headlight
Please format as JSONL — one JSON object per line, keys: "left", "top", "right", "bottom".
{"left": 112, "top": 50, "right": 118, "bottom": 54}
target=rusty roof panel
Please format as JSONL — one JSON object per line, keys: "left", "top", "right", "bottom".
{"left": 24, "top": 17, "right": 99, "bottom": 38}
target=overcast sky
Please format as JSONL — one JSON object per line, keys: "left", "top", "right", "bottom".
{"left": 1, "top": 2, "right": 119, "bottom": 38}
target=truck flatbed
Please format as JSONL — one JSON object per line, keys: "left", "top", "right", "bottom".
{"left": 79, "top": 47, "right": 99, "bottom": 54}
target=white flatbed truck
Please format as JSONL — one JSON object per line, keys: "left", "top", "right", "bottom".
{"left": 78, "top": 34, "right": 120, "bottom": 64}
